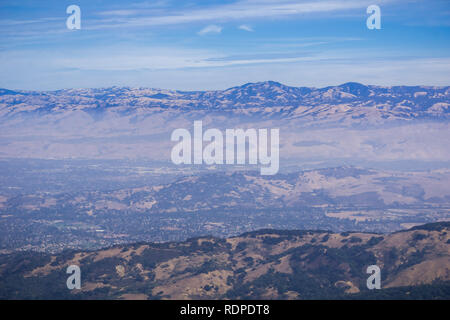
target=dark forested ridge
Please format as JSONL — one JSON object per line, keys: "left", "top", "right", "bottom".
{"left": 0, "top": 222, "right": 449, "bottom": 300}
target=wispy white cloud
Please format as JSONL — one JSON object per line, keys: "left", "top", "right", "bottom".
{"left": 87, "top": 0, "right": 379, "bottom": 30}
{"left": 5, "top": 42, "right": 448, "bottom": 76}
{"left": 2, "top": 48, "right": 450, "bottom": 91}
{"left": 98, "top": 0, "right": 170, "bottom": 14}
{"left": 0, "top": 17, "right": 62, "bottom": 26}
{"left": 198, "top": 25, "right": 223, "bottom": 35}
{"left": 238, "top": 24, "right": 254, "bottom": 32}
{"left": 98, "top": 10, "right": 140, "bottom": 16}
{"left": 0, "top": 0, "right": 394, "bottom": 36}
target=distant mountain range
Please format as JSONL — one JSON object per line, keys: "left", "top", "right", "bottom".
{"left": 1, "top": 221, "right": 448, "bottom": 299}
{"left": 1, "top": 82, "right": 449, "bottom": 122}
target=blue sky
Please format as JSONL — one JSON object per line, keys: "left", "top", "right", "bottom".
{"left": 0, "top": 0, "right": 449, "bottom": 90}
